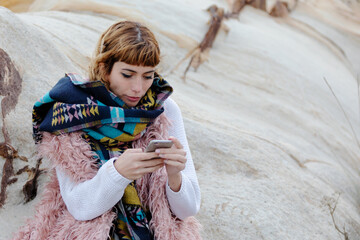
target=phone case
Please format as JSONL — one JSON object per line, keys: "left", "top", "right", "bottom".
{"left": 145, "top": 140, "right": 173, "bottom": 152}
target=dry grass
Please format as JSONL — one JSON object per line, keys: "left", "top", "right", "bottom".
{"left": 323, "top": 77, "right": 360, "bottom": 149}
{"left": 323, "top": 193, "right": 349, "bottom": 240}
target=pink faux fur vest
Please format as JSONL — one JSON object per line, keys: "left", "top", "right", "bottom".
{"left": 12, "top": 115, "right": 201, "bottom": 240}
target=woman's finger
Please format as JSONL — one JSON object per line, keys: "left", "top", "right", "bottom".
{"left": 142, "top": 158, "right": 164, "bottom": 168}
{"left": 127, "top": 148, "right": 144, "bottom": 153}
{"left": 129, "top": 152, "right": 161, "bottom": 161}
{"left": 141, "top": 162, "right": 164, "bottom": 175}
{"left": 169, "top": 136, "right": 183, "bottom": 149}
{"left": 164, "top": 159, "right": 185, "bottom": 170}
{"left": 159, "top": 153, "right": 187, "bottom": 163}
{"left": 155, "top": 148, "right": 186, "bottom": 156}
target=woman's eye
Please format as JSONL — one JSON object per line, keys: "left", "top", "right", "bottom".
{"left": 122, "top": 73, "right": 131, "bottom": 78}
{"left": 144, "top": 76, "right": 153, "bottom": 80}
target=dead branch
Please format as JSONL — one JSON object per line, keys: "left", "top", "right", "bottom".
{"left": 0, "top": 142, "right": 45, "bottom": 206}
{"left": 171, "top": 0, "right": 297, "bottom": 79}
{"left": 247, "top": 0, "right": 266, "bottom": 11}
{"left": 22, "top": 158, "right": 45, "bottom": 203}
{"left": 226, "top": 0, "right": 266, "bottom": 18}
{"left": 269, "top": 0, "right": 299, "bottom": 17}
{"left": 227, "top": 0, "right": 299, "bottom": 18}
{"left": 0, "top": 142, "right": 30, "bottom": 207}
{"left": 227, "top": 0, "right": 246, "bottom": 18}
{"left": 270, "top": 1, "right": 289, "bottom": 17}
{"left": 0, "top": 143, "right": 18, "bottom": 208}
{"left": 181, "top": 5, "right": 226, "bottom": 80}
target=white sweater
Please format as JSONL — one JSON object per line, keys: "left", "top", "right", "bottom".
{"left": 56, "top": 98, "right": 201, "bottom": 221}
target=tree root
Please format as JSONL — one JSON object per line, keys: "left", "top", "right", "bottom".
{"left": 0, "top": 143, "right": 24, "bottom": 207}
{"left": 22, "top": 157, "right": 46, "bottom": 203}
{"left": 0, "top": 142, "right": 44, "bottom": 207}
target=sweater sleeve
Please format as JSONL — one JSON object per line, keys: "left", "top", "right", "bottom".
{"left": 164, "top": 98, "right": 201, "bottom": 220}
{"left": 56, "top": 158, "right": 132, "bottom": 221}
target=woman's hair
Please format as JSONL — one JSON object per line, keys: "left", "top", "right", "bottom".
{"left": 89, "top": 21, "right": 160, "bottom": 86}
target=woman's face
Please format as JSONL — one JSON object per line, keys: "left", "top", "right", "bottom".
{"left": 105, "top": 61, "right": 155, "bottom": 107}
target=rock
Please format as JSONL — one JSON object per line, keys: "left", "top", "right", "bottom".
{"left": 0, "top": 0, "right": 359, "bottom": 239}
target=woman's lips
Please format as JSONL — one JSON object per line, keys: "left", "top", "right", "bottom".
{"left": 126, "top": 96, "right": 140, "bottom": 102}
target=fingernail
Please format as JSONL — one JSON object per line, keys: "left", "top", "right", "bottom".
{"left": 155, "top": 149, "right": 160, "bottom": 153}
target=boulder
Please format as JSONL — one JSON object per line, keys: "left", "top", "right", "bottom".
{"left": 0, "top": 0, "right": 359, "bottom": 239}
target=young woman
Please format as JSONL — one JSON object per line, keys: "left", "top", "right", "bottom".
{"left": 13, "top": 21, "right": 201, "bottom": 240}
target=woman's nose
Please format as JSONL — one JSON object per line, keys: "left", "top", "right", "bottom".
{"left": 131, "top": 77, "right": 142, "bottom": 93}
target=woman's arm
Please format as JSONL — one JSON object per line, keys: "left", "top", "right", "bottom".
{"left": 56, "top": 158, "right": 132, "bottom": 221}
{"left": 164, "top": 98, "right": 201, "bottom": 220}
{"left": 57, "top": 140, "right": 163, "bottom": 221}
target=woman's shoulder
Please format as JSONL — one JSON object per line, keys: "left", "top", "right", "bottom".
{"left": 164, "top": 98, "right": 185, "bottom": 125}
{"left": 164, "top": 98, "right": 181, "bottom": 115}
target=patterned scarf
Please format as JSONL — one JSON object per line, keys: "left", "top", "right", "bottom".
{"left": 32, "top": 73, "right": 173, "bottom": 239}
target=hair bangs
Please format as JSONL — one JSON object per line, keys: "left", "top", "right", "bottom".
{"left": 116, "top": 41, "right": 160, "bottom": 67}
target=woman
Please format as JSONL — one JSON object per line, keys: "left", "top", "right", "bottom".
{"left": 13, "top": 21, "right": 201, "bottom": 239}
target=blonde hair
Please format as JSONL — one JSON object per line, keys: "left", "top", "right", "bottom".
{"left": 89, "top": 21, "right": 160, "bottom": 87}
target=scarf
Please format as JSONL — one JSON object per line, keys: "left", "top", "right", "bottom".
{"left": 32, "top": 73, "right": 173, "bottom": 239}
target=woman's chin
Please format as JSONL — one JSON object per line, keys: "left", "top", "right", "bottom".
{"left": 125, "top": 101, "right": 139, "bottom": 108}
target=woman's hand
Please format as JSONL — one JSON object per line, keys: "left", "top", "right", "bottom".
{"left": 155, "top": 137, "right": 187, "bottom": 192}
{"left": 114, "top": 149, "right": 164, "bottom": 180}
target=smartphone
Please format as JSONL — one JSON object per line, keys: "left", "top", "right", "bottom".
{"left": 145, "top": 140, "right": 173, "bottom": 152}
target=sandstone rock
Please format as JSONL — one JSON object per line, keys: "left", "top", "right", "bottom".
{"left": 0, "top": 0, "right": 359, "bottom": 239}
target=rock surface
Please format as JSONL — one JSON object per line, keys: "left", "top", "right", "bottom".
{"left": 0, "top": 0, "right": 360, "bottom": 239}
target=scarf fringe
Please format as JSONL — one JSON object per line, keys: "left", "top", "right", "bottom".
{"left": 39, "top": 132, "right": 99, "bottom": 183}
{"left": 11, "top": 132, "right": 116, "bottom": 240}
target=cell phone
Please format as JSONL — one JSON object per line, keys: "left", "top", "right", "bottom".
{"left": 145, "top": 140, "right": 173, "bottom": 152}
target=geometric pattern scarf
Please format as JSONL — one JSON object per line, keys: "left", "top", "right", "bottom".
{"left": 32, "top": 73, "right": 173, "bottom": 240}
{"left": 32, "top": 73, "right": 172, "bottom": 162}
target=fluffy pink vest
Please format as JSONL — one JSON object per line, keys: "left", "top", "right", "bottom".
{"left": 12, "top": 114, "right": 202, "bottom": 240}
